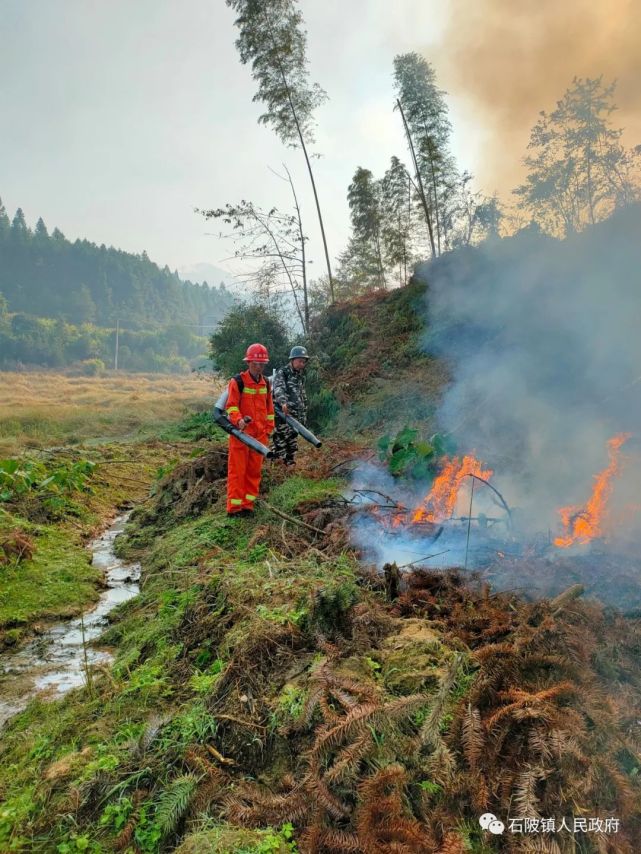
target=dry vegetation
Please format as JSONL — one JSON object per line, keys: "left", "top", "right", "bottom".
{"left": 0, "top": 371, "right": 220, "bottom": 454}
{"left": 3, "top": 445, "right": 640, "bottom": 852}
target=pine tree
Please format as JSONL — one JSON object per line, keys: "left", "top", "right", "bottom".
{"left": 0, "top": 198, "right": 9, "bottom": 239}
{"left": 34, "top": 217, "right": 49, "bottom": 241}
{"left": 11, "top": 208, "right": 31, "bottom": 243}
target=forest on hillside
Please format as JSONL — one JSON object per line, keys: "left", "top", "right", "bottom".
{"left": 0, "top": 202, "right": 234, "bottom": 329}
{"left": 0, "top": 203, "right": 237, "bottom": 372}
{"left": 201, "top": 0, "right": 641, "bottom": 339}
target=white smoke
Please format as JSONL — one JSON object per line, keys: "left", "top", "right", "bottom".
{"left": 416, "top": 205, "right": 641, "bottom": 542}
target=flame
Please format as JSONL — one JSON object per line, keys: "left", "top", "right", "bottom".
{"left": 411, "top": 455, "right": 494, "bottom": 524}
{"left": 554, "top": 433, "right": 631, "bottom": 548}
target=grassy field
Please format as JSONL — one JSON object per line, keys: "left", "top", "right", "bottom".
{"left": 0, "top": 371, "right": 223, "bottom": 644}
{"left": 0, "top": 371, "right": 222, "bottom": 455}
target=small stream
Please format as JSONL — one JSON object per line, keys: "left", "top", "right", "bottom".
{"left": 0, "top": 514, "right": 140, "bottom": 729}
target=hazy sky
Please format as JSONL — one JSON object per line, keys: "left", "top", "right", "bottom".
{"left": 2, "top": 1, "right": 639, "bottom": 285}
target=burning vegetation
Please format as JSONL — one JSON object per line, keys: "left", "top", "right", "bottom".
{"left": 555, "top": 433, "right": 632, "bottom": 549}
{"left": 411, "top": 456, "right": 494, "bottom": 526}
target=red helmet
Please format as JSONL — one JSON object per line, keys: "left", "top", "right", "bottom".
{"left": 243, "top": 342, "right": 270, "bottom": 363}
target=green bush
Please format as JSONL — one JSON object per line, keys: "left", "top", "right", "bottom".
{"left": 209, "top": 304, "right": 290, "bottom": 377}
{"left": 78, "top": 358, "right": 105, "bottom": 376}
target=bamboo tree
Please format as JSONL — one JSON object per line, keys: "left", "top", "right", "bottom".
{"left": 226, "top": 0, "right": 335, "bottom": 302}
{"left": 347, "top": 167, "right": 386, "bottom": 290}
{"left": 381, "top": 157, "right": 414, "bottom": 286}
{"left": 396, "top": 98, "right": 437, "bottom": 258}
{"left": 394, "top": 53, "right": 457, "bottom": 257}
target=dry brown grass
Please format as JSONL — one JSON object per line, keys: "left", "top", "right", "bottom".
{"left": 0, "top": 371, "right": 222, "bottom": 454}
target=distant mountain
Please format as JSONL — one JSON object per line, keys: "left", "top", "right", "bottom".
{"left": 178, "top": 262, "right": 236, "bottom": 288}
{"left": 0, "top": 199, "right": 236, "bottom": 331}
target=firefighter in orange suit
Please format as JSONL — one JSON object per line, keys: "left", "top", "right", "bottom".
{"left": 225, "top": 343, "right": 275, "bottom": 516}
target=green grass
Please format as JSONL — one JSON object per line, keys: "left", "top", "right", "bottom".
{"left": 263, "top": 475, "right": 341, "bottom": 514}
{"left": 0, "top": 470, "right": 364, "bottom": 851}
{"left": 0, "top": 521, "right": 101, "bottom": 629}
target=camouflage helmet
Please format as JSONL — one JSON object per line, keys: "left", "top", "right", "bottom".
{"left": 289, "top": 345, "right": 309, "bottom": 361}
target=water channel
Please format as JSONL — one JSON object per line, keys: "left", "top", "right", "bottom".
{"left": 0, "top": 514, "right": 139, "bottom": 728}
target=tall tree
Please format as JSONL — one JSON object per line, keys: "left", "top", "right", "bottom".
{"left": 514, "top": 77, "right": 641, "bottom": 236}
{"left": 380, "top": 157, "right": 414, "bottom": 286}
{"left": 0, "top": 198, "right": 9, "bottom": 238}
{"left": 347, "top": 167, "right": 386, "bottom": 290}
{"left": 209, "top": 302, "right": 290, "bottom": 377}
{"left": 11, "top": 208, "right": 31, "bottom": 243}
{"left": 226, "top": 0, "right": 334, "bottom": 301}
{"left": 393, "top": 53, "right": 458, "bottom": 257}
{"left": 34, "top": 217, "right": 49, "bottom": 243}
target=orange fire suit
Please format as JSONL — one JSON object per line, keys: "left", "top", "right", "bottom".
{"left": 225, "top": 370, "right": 275, "bottom": 513}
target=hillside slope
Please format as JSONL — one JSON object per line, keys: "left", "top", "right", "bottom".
{"left": 2, "top": 268, "right": 641, "bottom": 852}
{"left": 310, "top": 278, "right": 448, "bottom": 436}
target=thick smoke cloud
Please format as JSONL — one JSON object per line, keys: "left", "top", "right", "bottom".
{"left": 417, "top": 204, "right": 641, "bottom": 540}
{"left": 434, "top": 0, "right": 641, "bottom": 195}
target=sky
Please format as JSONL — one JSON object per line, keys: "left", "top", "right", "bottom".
{"left": 1, "top": 0, "right": 639, "bottom": 287}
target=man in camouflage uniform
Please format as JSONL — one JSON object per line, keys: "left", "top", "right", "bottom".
{"left": 272, "top": 345, "right": 309, "bottom": 467}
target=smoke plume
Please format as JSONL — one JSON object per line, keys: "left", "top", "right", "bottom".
{"left": 434, "top": 0, "right": 641, "bottom": 195}
{"left": 417, "top": 204, "right": 641, "bottom": 543}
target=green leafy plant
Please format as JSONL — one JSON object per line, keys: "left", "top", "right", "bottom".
{"left": 0, "top": 458, "right": 44, "bottom": 500}
{"left": 239, "top": 823, "right": 298, "bottom": 853}
{"left": 377, "top": 428, "right": 455, "bottom": 480}
{"left": 0, "top": 457, "right": 95, "bottom": 503}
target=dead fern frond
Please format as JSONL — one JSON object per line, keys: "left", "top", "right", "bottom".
{"left": 598, "top": 758, "right": 637, "bottom": 815}
{"left": 473, "top": 641, "right": 517, "bottom": 661}
{"left": 485, "top": 680, "right": 576, "bottom": 730}
{"left": 190, "top": 776, "right": 225, "bottom": 815}
{"left": 311, "top": 702, "right": 380, "bottom": 758}
{"left": 326, "top": 672, "right": 380, "bottom": 705}
{"left": 356, "top": 766, "right": 433, "bottom": 853}
{"left": 418, "top": 656, "right": 462, "bottom": 748}
{"left": 225, "top": 781, "right": 309, "bottom": 826}
{"left": 514, "top": 766, "right": 542, "bottom": 818}
{"left": 306, "top": 770, "right": 350, "bottom": 820}
{"left": 528, "top": 727, "right": 552, "bottom": 763}
{"left": 184, "top": 747, "right": 224, "bottom": 779}
{"left": 114, "top": 788, "right": 148, "bottom": 852}
{"left": 325, "top": 733, "right": 372, "bottom": 785}
{"left": 462, "top": 704, "right": 483, "bottom": 770}
{"left": 298, "top": 805, "right": 324, "bottom": 854}
{"left": 424, "top": 741, "right": 457, "bottom": 786}
{"left": 297, "top": 682, "right": 325, "bottom": 730}
{"left": 437, "top": 832, "right": 467, "bottom": 854}
{"left": 471, "top": 771, "right": 489, "bottom": 812}
{"left": 499, "top": 681, "right": 577, "bottom": 705}
{"left": 317, "top": 829, "right": 363, "bottom": 852}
